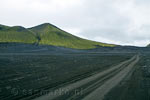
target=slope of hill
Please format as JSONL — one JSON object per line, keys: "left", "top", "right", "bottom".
{"left": 147, "top": 44, "right": 150, "bottom": 47}
{"left": 29, "top": 23, "right": 115, "bottom": 49}
{"left": 0, "top": 24, "right": 37, "bottom": 43}
{"left": 0, "top": 23, "right": 115, "bottom": 49}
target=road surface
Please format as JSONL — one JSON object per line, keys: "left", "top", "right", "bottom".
{"left": 32, "top": 55, "right": 139, "bottom": 100}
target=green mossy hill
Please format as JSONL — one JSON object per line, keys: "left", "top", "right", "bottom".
{"left": 0, "top": 23, "right": 115, "bottom": 49}
{"left": 0, "top": 24, "right": 37, "bottom": 44}
{"left": 29, "top": 23, "right": 115, "bottom": 49}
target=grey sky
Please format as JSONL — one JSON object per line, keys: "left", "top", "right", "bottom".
{"left": 0, "top": 0, "right": 150, "bottom": 46}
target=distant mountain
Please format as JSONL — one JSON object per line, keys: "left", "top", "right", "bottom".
{"left": 0, "top": 23, "right": 115, "bottom": 49}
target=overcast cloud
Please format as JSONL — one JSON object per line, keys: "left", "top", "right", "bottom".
{"left": 0, "top": 0, "right": 150, "bottom": 46}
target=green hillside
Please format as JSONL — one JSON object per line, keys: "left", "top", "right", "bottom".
{"left": 29, "top": 23, "right": 115, "bottom": 49}
{"left": 0, "top": 24, "right": 37, "bottom": 43}
{"left": 0, "top": 23, "right": 115, "bottom": 49}
{"left": 147, "top": 44, "right": 150, "bottom": 47}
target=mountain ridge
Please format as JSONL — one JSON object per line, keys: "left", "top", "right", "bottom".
{"left": 0, "top": 23, "right": 115, "bottom": 49}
